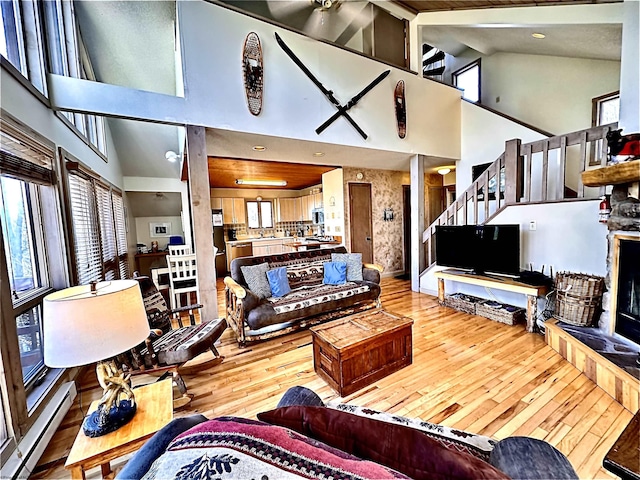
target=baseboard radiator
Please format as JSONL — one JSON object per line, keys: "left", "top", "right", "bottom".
{"left": 2, "top": 381, "right": 77, "bottom": 479}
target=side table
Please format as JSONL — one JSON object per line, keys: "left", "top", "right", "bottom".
{"left": 65, "top": 380, "right": 173, "bottom": 479}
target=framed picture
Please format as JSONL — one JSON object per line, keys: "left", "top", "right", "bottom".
{"left": 150, "top": 222, "right": 171, "bottom": 237}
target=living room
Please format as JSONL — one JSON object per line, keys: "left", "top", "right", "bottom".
{"left": 1, "top": 0, "right": 639, "bottom": 478}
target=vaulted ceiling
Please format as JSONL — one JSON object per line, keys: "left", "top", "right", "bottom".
{"left": 393, "top": 0, "right": 621, "bottom": 13}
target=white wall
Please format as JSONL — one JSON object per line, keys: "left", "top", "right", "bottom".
{"left": 1, "top": 70, "right": 124, "bottom": 186}
{"left": 177, "top": 1, "right": 462, "bottom": 160}
{"left": 457, "top": 101, "right": 547, "bottom": 194}
{"left": 619, "top": 0, "right": 639, "bottom": 132}
{"left": 420, "top": 199, "right": 607, "bottom": 310}
{"left": 135, "top": 216, "right": 184, "bottom": 251}
{"left": 446, "top": 51, "right": 620, "bottom": 136}
{"left": 322, "top": 168, "right": 345, "bottom": 236}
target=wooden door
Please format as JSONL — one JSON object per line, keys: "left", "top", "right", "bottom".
{"left": 402, "top": 185, "right": 411, "bottom": 275}
{"left": 428, "top": 187, "right": 445, "bottom": 225}
{"left": 349, "top": 183, "right": 373, "bottom": 263}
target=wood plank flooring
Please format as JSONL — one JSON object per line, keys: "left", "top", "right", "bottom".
{"left": 32, "top": 277, "right": 631, "bottom": 479}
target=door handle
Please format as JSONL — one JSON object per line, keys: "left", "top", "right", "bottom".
{"left": 366, "top": 237, "right": 371, "bottom": 241}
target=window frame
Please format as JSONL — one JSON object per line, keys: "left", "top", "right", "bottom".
{"left": 0, "top": 111, "right": 71, "bottom": 449}
{"left": 589, "top": 90, "right": 620, "bottom": 166}
{"left": 452, "top": 59, "right": 481, "bottom": 104}
{"left": 246, "top": 199, "right": 274, "bottom": 230}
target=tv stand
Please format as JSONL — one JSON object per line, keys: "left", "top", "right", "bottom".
{"left": 435, "top": 269, "right": 549, "bottom": 332}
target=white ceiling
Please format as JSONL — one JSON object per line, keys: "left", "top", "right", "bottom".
{"left": 73, "top": 0, "right": 622, "bottom": 181}
{"left": 422, "top": 24, "right": 622, "bottom": 60}
{"left": 127, "top": 191, "right": 182, "bottom": 217}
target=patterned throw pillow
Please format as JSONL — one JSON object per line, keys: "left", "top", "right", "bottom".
{"left": 286, "top": 260, "right": 325, "bottom": 289}
{"left": 144, "top": 417, "right": 409, "bottom": 480}
{"left": 332, "top": 253, "right": 363, "bottom": 281}
{"left": 240, "top": 262, "right": 271, "bottom": 299}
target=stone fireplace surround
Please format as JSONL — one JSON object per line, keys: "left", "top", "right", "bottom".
{"left": 559, "top": 179, "right": 640, "bottom": 379}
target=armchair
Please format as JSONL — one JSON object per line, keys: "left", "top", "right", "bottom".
{"left": 113, "top": 275, "right": 227, "bottom": 408}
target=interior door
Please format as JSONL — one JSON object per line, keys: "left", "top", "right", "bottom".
{"left": 428, "top": 186, "right": 445, "bottom": 225}
{"left": 349, "top": 183, "right": 373, "bottom": 263}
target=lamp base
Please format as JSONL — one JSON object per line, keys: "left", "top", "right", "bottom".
{"left": 82, "top": 399, "right": 137, "bottom": 437}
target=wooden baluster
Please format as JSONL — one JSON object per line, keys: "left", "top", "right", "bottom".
{"left": 504, "top": 139, "right": 522, "bottom": 205}
{"left": 524, "top": 144, "right": 532, "bottom": 202}
{"left": 541, "top": 142, "right": 549, "bottom": 202}
{"left": 483, "top": 170, "right": 490, "bottom": 222}
{"left": 462, "top": 190, "right": 468, "bottom": 225}
{"left": 578, "top": 131, "right": 588, "bottom": 198}
{"left": 558, "top": 136, "right": 567, "bottom": 200}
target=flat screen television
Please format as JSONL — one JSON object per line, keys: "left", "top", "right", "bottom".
{"left": 435, "top": 224, "right": 521, "bottom": 277}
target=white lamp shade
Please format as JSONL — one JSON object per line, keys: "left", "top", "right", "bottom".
{"left": 43, "top": 280, "right": 150, "bottom": 368}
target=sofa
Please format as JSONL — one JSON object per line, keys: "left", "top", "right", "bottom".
{"left": 117, "top": 386, "right": 579, "bottom": 480}
{"left": 224, "top": 246, "right": 383, "bottom": 346}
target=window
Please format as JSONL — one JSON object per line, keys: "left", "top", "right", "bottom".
{"left": 0, "top": 114, "right": 60, "bottom": 392}
{"left": 453, "top": 60, "right": 480, "bottom": 104}
{"left": 590, "top": 91, "right": 620, "bottom": 165}
{"left": 64, "top": 154, "right": 129, "bottom": 284}
{"left": 0, "top": 0, "right": 26, "bottom": 74}
{"left": 42, "top": 0, "right": 107, "bottom": 155}
{"left": 246, "top": 200, "right": 273, "bottom": 229}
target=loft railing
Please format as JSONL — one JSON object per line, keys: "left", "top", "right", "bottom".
{"left": 422, "top": 123, "right": 617, "bottom": 269}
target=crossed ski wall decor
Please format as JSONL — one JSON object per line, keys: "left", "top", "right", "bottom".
{"left": 275, "top": 32, "right": 390, "bottom": 140}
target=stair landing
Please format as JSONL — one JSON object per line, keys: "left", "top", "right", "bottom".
{"left": 546, "top": 319, "right": 640, "bottom": 413}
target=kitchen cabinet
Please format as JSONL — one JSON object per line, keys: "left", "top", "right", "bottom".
{"left": 221, "top": 198, "right": 246, "bottom": 224}
{"left": 312, "top": 192, "right": 323, "bottom": 209}
{"left": 300, "top": 195, "right": 312, "bottom": 222}
{"left": 211, "top": 197, "right": 222, "bottom": 210}
{"left": 277, "top": 197, "right": 301, "bottom": 222}
{"left": 252, "top": 239, "right": 283, "bottom": 256}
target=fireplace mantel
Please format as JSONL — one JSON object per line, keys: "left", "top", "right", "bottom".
{"left": 582, "top": 160, "right": 640, "bottom": 187}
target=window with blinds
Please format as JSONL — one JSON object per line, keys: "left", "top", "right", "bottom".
{"left": 66, "top": 165, "right": 128, "bottom": 284}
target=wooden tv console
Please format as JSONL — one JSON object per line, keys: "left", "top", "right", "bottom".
{"left": 434, "top": 269, "right": 549, "bottom": 333}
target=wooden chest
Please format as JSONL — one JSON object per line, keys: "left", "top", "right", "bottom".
{"left": 310, "top": 309, "right": 413, "bottom": 397}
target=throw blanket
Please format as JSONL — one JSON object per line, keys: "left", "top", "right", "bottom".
{"left": 142, "top": 417, "right": 408, "bottom": 480}
{"left": 268, "top": 283, "right": 371, "bottom": 315}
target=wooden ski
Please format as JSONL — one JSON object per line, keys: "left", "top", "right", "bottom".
{"left": 395, "top": 80, "right": 406, "bottom": 139}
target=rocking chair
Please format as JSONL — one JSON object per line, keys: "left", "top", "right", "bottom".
{"left": 114, "top": 275, "right": 227, "bottom": 408}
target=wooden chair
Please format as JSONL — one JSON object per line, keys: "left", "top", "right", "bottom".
{"left": 167, "top": 254, "right": 199, "bottom": 312}
{"left": 168, "top": 244, "right": 191, "bottom": 256}
{"left": 114, "top": 275, "right": 227, "bottom": 408}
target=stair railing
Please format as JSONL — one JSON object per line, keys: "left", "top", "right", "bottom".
{"left": 422, "top": 123, "right": 617, "bottom": 269}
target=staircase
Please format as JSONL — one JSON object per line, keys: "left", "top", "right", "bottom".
{"left": 421, "top": 122, "right": 617, "bottom": 273}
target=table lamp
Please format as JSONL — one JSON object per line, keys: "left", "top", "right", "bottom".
{"left": 43, "top": 280, "right": 150, "bottom": 437}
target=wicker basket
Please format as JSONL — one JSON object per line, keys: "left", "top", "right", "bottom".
{"left": 476, "top": 300, "right": 525, "bottom": 325}
{"left": 554, "top": 272, "right": 605, "bottom": 326}
{"left": 442, "top": 293, "right": 483, "bottom": 315}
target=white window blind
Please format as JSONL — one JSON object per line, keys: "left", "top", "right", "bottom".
{"left": 96, "top": 183, "right": 116, "bottom": 280}
{"left": 68, "top": 172, "right": 102, "bottom": 284}
{"left": 111, "top": 192, "right": 129, "bottom": 279}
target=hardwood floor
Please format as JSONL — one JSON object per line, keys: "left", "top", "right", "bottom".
{"left": 32, "top": 277, "right": 630, "bottom": 479}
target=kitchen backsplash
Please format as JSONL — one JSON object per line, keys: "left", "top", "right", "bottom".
{"left": 224, "top": 221, "right": 320, "bottom": 240}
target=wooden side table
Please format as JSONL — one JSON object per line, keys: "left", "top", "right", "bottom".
{"left": 65, "top": 380, "right": 173, "bottom": 479}
{"left": 604, "top": 409, "right": 640, "bottom": 480}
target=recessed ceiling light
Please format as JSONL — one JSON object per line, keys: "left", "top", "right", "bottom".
{"left": 437, "top": 168, "right": 451, "bottom": 175}
{"left": 313, "top": 152, "right": 325, "bottom": 157}
{"left": 252, "top": 145, "right": 267, "bottom": 151}
{"left": 532, "top": 33, "right": 546, "bottom": 39}
{"left": 236, "top": 179, "right": 287, "bottom": 186}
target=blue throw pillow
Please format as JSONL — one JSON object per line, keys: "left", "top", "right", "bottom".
{"left": 323, "top": 261, "right": 347, "bottom": 285}
{"left": 267, "top": 267, "right": 291, "bottom": 297}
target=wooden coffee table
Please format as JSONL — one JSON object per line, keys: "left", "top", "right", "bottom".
{"left": 310, "top": 309, "right": 413, "bottom": 397}
{"left": 65, "top": 380, "right": 173, "bottom": 479}
{"left": 604, "top": 409, "right": 640, "bottom": 480}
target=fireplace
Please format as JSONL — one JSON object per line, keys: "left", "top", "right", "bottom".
{"left": 613, "top": 237, "right": 640, "bottom": 344}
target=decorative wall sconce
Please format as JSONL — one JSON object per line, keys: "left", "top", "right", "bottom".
{"left": 329, "top": 196, "right": 336, "bottom": 207}
{"left": 383, "top": 208, "right": 394, "bottom": 222}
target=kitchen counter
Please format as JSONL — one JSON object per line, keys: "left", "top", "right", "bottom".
{"left": 282, "top": 240, "right": 342, "bottom": 251}
{"left": 226, "top": 236, "right": 324, "bottom": 246}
